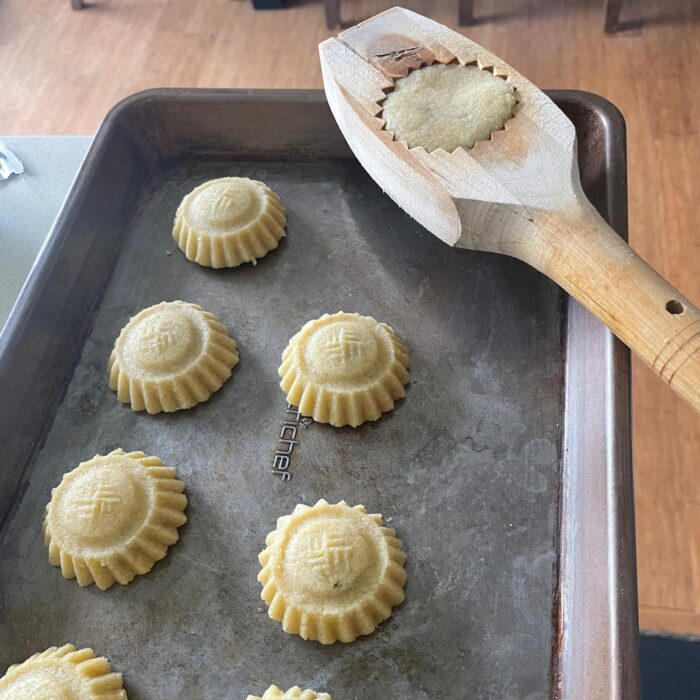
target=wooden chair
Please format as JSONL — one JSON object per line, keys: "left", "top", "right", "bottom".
{"left": 603, "top": 0, "right": 624, "bottom": 31}
{"left": 325, "top": 0, "right": 341, "bottom": 28}
{"left": 74, "top": 0, "right": 623, "bottom": 31}
{"left": 325, "top": 0, "right": 474, "bottom": 28}
{"left": 458, "top": 0, "right": 475, "bottom": 26}
{"left": 458, "top": 0, "right": 624, "bottom": 32}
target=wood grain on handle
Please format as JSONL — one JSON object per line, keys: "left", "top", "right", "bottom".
{"left": 532, "top": 198, "right": 700, "bottom": 412}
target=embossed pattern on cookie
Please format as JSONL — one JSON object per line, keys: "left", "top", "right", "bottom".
{"left": 0, "top": 644, "right": 127, "bottom": 699}
{"left": 258, "top": 499, "right": 406, "bottom": 644}
{"left": 278, "top": 311, "right": 409, "bottom": 427}
{"left": 246, "top": 686, "right": 331, "bottom": 700}
{"left": 44, "top": 449, "right": 187, "bottom": 590}
{"left": 108, "top": 300, "right": 239, "bottom": 414}
{"left": 173, "top": 177, "right": 286, "bottom": 268}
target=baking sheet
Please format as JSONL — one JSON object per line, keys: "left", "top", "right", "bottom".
{"left": 0, "top": 153, "right": 563, "bottom": 699}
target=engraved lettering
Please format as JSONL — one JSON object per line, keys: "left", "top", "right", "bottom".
{"left": 299, "top": 416, "right": 313, "bottom": 430}
{"left": 273, "top": 454, "right": 290, "bottom": 472}
{"left": 280, "top": 424, "right": 298, "bottom": 441}
{"left": 271, "top": 404, "right": 313, "bottom": 481}
{"left": 276, "top": 438, "right": 297, "bottom": 455}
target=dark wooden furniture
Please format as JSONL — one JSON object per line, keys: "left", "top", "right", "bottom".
{"left": 458, "top": 0, "right": 475, "bottom": 26}
{"left": 603, "top": 0, "right": 625, "bottom": 31}
{"left": 457, "top": 0, "right": 624, "bottom": 31}
{"left": 325, "top": 0, "right": 341, "bottom": 28}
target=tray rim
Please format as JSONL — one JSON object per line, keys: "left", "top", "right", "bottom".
{"left": 0, "top": 87, "right": 639, "bottom": 699}
{"left": 546, "top": 90, "right": 640, "bottom": 700}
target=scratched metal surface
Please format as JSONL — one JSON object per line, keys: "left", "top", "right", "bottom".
{"left": 0, "top": 96, "right": 564, "bottom": 700}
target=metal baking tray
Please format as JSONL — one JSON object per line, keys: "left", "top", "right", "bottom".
{"left": 0, "top": 89, "right": 639, "bottom": 699}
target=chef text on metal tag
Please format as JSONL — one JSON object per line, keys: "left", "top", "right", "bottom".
{"left": 272, "top": 403, "right": 312, "bottom": 481}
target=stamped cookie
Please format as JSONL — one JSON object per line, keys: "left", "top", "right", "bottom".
{"left": 173, "top": 177, "right": 286, "bottom": 268}
{"left": 381, "top": 63, "right": 517, "bottom": 152}
{"left": 258, "top": 499, "right": 406, "bottom": 644}
{"left": 0, "top": 644, "right": 127, "bottom": 699}
{"left": 108, "top": 300, "right": 238, "bottom": 413}
{"left": 44, "top": 449, "right": 187, "bottom": 590}
{"left": 278, "top": 311, "right": 409, "bottom": 427}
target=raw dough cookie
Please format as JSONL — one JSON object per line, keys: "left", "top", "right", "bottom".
{"left": 246, "top": 686, "right": 331, "bottom": 700}
{"left": 44, "top": 449, "right": 187, "bottom": 590}
{"left": 258, "top": 499, "right": 406, "bottom": 645}
{"left": 108, "top": 300, "right": 238, "bottom": 414}
{"left": 173, "top": 177, "right": 286, "bottom": 268}
{"left": 278, "top": 311, "right": 409, "bottom": 427}
{"left": 381, "top": 63, "right": 517, "bottom": 152}
{"left": 0, "top": 644, "right": 127, "bottom": 699}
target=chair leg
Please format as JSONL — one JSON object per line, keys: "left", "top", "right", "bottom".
{"left": 458, "top": 0, "right": 475, "bottom": 26}
{"left": 325, "top": 0, "right": 341, "bottom": 28}
{"left": 603, "top": 0, "right": 623, "bottom": 31}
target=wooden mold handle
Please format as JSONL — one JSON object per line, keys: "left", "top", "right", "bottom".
{"left": 535, "top": 199, "right": 700, "bottom": 413}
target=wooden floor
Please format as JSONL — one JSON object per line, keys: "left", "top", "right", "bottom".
{"left": 2, "top": 0, "right": 700, "bottom": 635}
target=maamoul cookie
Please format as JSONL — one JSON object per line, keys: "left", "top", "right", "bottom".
{"left": 258, "top": 499, "right": 406, "bottom": 645}
{"left": 381, "top": 63, "right": 517, "bottom": 152}
{"left": 278, "top": 311, "right": 409, "bottom": 427}
{"left": 172, "top": 177, "right": 286, "bottom": 268}
{"left": 44, "top": 449, "right": 187, "bottom": 590}
{"left": 0, "top": 644, "right": 127, "bottom": 699}
{"left": 108, "top": 300, "right": 238, "bottom": 414}
{"left": 246, "top": 686, "right": 331, "bottom": 700}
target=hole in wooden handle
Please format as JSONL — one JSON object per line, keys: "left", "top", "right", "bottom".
{"left": 666, "top": 300, "right": 685, "bottom": 315}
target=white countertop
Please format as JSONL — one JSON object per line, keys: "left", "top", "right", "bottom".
{"left": 0, "top": 136, "right": 92, "bottom": 331}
